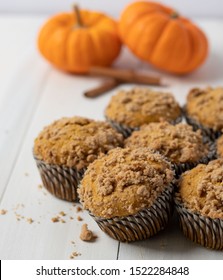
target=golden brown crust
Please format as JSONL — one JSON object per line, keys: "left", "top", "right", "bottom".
{"left": 217, "top": 135, "right": 223, "bottom": 158}
{"left": 125, "top": 122, "right": 209, "bottom": 164}
{"left": 179, "top": 159, "right": 223, "bottom": 219}
{"left": 34, "top": 116, "right": 123, "bottom": 170}
{"left": 186, "top": 87, "right": 223, "bottom": 131}
{"left": 105, "top": 88, "right": 181, "bottom": 128}
{"left": 79, "top": 147, "right": 174, "bottom": 218}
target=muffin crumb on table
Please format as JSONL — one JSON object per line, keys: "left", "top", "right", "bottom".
{"left": 0, "top": 209, "right": 7, "bottom": 215}
{"left": 80, "top": 224, "right": 97, "bottom": 242}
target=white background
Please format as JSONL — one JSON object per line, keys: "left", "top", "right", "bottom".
{"left": 0, "top": 0, "right": 223, "bottom": 261}
{"left": 1, "top": 0, "right": 223, "bottom": 18}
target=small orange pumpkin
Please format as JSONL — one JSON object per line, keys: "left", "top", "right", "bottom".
{"left": 119, "top": 1, "right": 208, "bottom": 74}
{"left": 38, "top": 6, "right": 122, "bottom": 73}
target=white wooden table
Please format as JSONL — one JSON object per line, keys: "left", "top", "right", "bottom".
{"left": 0, "top": 15, "right": 223, "bottom": 260}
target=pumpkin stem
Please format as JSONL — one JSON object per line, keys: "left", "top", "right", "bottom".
{"left": 73, "top": 4, "right": 83, "bottom": 27}
{"left": 170, "top": 11, "right": 179, "bottom": 19}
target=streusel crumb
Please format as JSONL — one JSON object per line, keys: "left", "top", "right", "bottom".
{"left": 179, "top": 159, "right": 223, "bottom": 219}
{"left": 34, "top": 116, "right": 123, "bottom": 170}
{"left": 79, "top": 148, "right": 174, "bottom": 218}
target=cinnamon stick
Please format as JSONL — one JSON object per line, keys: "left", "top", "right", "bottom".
{"left": 89, "top": 66, "right": 161, "bottom": 86}
{"left": 84, "top": 79, "right": 120, "bottom": 98}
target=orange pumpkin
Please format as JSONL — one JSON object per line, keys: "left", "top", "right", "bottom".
{"left": 38, "top": 6, "right": 122, "bottom": 73}
{"left": 119, "top": 1, "right": 208, "bottom": 74}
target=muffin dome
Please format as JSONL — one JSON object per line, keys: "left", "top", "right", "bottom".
{"left": 125, "top": 122, "right": 209, "bottom": 164}
{"left": 79, "top": 147, "right": 174, "bottom": 218}
{"left": 105, "top": 88, "right": 182, "bottom": 129}
{"left": 185, "top": 87, "right": 223, "bottom": 136}
{"left": 34, "top": 116, "right": 124, "bottom": 170}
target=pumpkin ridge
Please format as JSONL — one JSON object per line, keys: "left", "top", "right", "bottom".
{"left": 63, "top": 28, "right": 73, "bottom": 70}
{"left": 181, "top": 25, "right": 194, "bottom": 71}
{"left": 124, "top": 11, "right": 164, "bottom": 53}
{"left": 150, "top": 20, "right": 192, "bottom": 72}
{"left": 149, "top": 20, "right": 172, "bottom": 60}
{"left": 182, "top": 22, "right": 208, "bottom": 72}
{"left": 134, "top": 14, "right": 169, "bottom": 59}
{"left": 43, "top": 25, "right": 62, "bottom": 64}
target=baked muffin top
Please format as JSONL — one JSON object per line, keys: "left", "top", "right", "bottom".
{"left": 78, "top": 147, "right": 174, "bottom": 218}
{"left": 105, "top": 88, "right": 181, "bottom": 128}
{"left": 34, "top": 116, "right": 123, "bottom": 170}
{"left": 178, "top": 159, "right": 223, "bottom": 219}
{"left": 125, "top": 122, "right": 209, "bottom": 164}
{"left": 186, "top": 87, "right": 223, "bottom": 131}
{"left": 217, "top": 135, "right": 223, "bottom": 158}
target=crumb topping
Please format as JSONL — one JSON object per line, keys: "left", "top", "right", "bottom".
{"left": 179, "top": 159, "right": 223, "bottom": 219}
{"left": 105, "top": 88, "right": 181, "bottom": 127}
{"left": 217, "top": 135, "right": 223, "bottom": 158}
{"left": 186, "top": 87, "right": 223, "bottom": 130}
{"left": 34, "top": 116, "right": 123, "bottom": 169}
{"left": 79, "top": 147, "right": 174, "bottom": 218}
{"left": 125, "top": 122, "right": 209, "bottom": 163}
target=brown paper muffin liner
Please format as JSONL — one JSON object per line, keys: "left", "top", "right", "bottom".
{"left": 34, "top": 156, "right": 86, "bottom": 202}
{"left": 172, "top": 141, "right": 217, "bottom": 178}
{"left": 89, "top": 184, "right": 174, "bottom": 242}
{"left": 174, "top": 193, "right": 223, "bottom": 250}
{"left": 105, "top": 115, "right": 183, "bottom": 138}
{"left": 183, "top": 107, "right": 222, "bottom": 141}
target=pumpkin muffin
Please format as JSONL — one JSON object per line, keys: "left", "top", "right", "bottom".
{"left": 175, "top": 159, "right": 223, "bottom": 250}
{"left": 78, "top": 147, "right": 175, "bottom": 242}
{"left": 125, "top": 122, "right": 214, "bottom": 176}
{"left": 105, "top": 87, "right": 182, "bottom": 137}
{"left": 217, "top": 135, "right": 223, "bottom": 158}
{"left": 185, "top": 87, "right": 223, "bottom": 140}
{"left": 33, "top": 116, "right": 123, "bottom": 201}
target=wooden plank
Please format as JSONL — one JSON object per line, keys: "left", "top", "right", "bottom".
{"left": 0, "top": 15, "right": 47, "bottom": 105}
{"left": 0, "top": 52, "right": 50, "bottom": 198}
{"left": 0, "top": 15, "right": 50, "bottom": 197}
{"left": 0, "top": 68, "right": 121, "bottom": 260}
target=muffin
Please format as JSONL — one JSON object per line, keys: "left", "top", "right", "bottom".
{"left": 78, "top": 147, "right": 175, "bottom": 242}
{"left": 125, "top": 122, "right": 214, "bottom": 177}
{"left": 175, "top": 159, "right": 223, "bottom": 250}
{"left": 33, "top": 116, "right": 123, "bottom": 201}
{"left": 185, "top": 87, "right": 223, "bottom": 140}
{"left": 105, "top": 88, "right": 182, "bottom": 137}
{"left": 217, "top": 135, "right": 223, "bottom": 158}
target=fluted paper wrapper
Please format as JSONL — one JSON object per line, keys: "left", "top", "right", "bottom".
{"left": 105, "top": 115, "right": 183, "bottom": 138}
{"left": 34, "top": 156, "right": 85, "bottom": 202}
{"left": 89, "top": 185, "right": 174, "bottom": 242}
{"left": 174, "top": 194, "right": 223, "bottom": 250}
{"left": 184, "top": 108, "right": 222, "bottom": 141}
